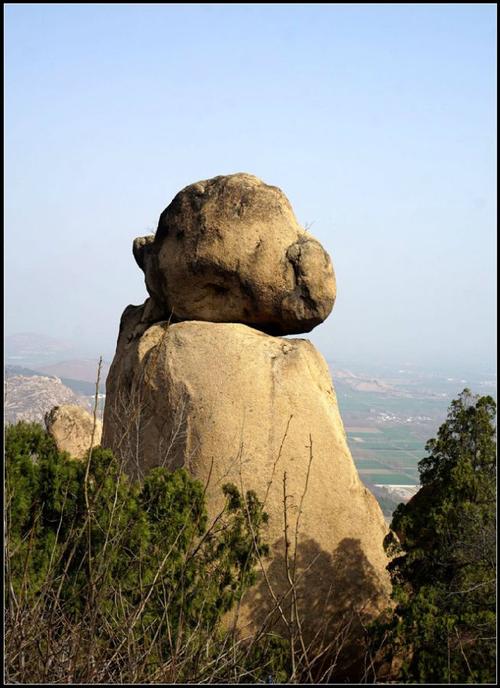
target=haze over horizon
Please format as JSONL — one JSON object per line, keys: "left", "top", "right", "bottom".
{"left": 5, "top": 4, "right": 497, "bottom": 374}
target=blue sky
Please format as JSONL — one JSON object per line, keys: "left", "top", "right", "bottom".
{"left": 4, "top": 4, "right": 497, "bottom": 372}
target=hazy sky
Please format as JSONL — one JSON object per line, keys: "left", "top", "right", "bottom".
{"left": 5, "top": 4, "right": 497, "bottom": 372}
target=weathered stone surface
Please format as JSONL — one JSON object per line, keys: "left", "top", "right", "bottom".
{"left": 135, "top": 173, "right": 336, "bottom": 335}
{"left": 45, "top": 404, "right": 102, "bottom": 460}
{"left": 102, "top": 313, "right": 391, "bottom": 660}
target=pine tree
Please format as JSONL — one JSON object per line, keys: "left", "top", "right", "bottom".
{"left": 377, "top": 389, "right": 496, "bottom": 683}
{"left": 5, "top": 421, "right": 271, "bottom": 681}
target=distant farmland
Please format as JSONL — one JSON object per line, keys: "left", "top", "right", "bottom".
{"left": 346, "top": 426, "right": 423, "bottom": 486}
{"left": 330, "top": 371, "right": 459, "bottom": 511}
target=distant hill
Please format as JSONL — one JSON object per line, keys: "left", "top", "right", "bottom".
{"left": 4, "top": 364, "right": 43, "bottom": 378}
{"left": 5, "top": 332, "right": 111, "bottom": 371}
{"left": 4, "top": 374, "right": 92, "bottom": 425}
{"left": 36, "top": 359, "right": 110, "bottom": 384}
{"left": 4, "top": 334, "right": 107, "bottom": 424}
{"left": 5, "top": 332, "right": 77, "bottom": 366}
{"left": 5, "top": 365, "right": 103, "bottom": 397}
{"left": 333, "top": 368, "right": 409, "bottom": 397}
{"left": 5, "top": 331, "right": 110, "bottom": 398}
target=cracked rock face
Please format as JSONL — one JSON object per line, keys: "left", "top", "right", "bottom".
{"left": 134, "top": 173, "right": 336, "bottom": 335}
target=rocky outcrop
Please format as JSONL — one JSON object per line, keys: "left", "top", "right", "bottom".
{"left": 102, "top": 172, "right": 390, "bottom": 670}
{"left": 45, "top": 404, "right": 102, "bottom": 460}
{"left": 134, "top": 173, "right": 336, "bottom": 335}
{"left": 103, "top": 313, "right": 391, "bottom": 646}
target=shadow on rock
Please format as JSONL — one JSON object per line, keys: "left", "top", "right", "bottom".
{"left": 242, "top": 536, "right": 388, "bottom": 682}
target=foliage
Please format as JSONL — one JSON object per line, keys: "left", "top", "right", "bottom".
{"left": 5, "top": 420, "right": 389, "bottom": 683}
{"left": 5, "top": 421, "right": 276, "bottom": 683}
{"left": 373, "top": 389, "right": 496, "bottom": 683}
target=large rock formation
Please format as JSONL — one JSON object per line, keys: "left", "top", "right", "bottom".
{"left": 102, "top": 173, "right": 390, "bottom": 672}
{"left": 103, "top": 313, "right": 390, "bottom": 627}
{"left": 45, "top": 404, "right": 102, "bottom": 460}
{"left": 133, "top": 173, "right": 336, "bottom": 335}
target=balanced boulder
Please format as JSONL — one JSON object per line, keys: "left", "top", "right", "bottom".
{"left": 134, "top": 173, "right": 336, "bottom": 335}
{"left": 45, "top": 404, "right": 102, "bottom": 460}
{"left": 102, "top": 173, "right": 391, "bottom": 673}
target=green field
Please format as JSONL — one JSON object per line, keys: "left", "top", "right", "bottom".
{"left": 346, "top": 425, "right": 426, "bottom": 487}
{"left": 330, "top": 366, "right": 496, "bottom": 513}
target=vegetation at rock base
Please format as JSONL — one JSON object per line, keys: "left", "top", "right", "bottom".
{"left": 371, "top": 389, "right": 496, "bottom": 683}
{"left": 5, "top": 421, "right": 380, "bottom": 684}
{"left": 6, "top": 421, "right": 290, "bottom": 683}
{"left": 7, "top": 387, "right": 496, "bottom": 683}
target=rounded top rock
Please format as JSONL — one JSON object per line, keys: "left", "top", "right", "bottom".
{"left": 135, "top": 173, "right": 336, "bottom": 335}
{"left": 45, "top": 404, "right": 102, "bottom": 460}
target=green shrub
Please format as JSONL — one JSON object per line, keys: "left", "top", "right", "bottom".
{"left": 5, "top": 421, "right": 275, "bottom": 682}
{"left": 370, "top": 390, "right": 496, "bottom": 683}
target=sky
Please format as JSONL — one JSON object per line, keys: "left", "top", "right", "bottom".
{"left": 4, "top": 4, "right": 497, "bottom": 373}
